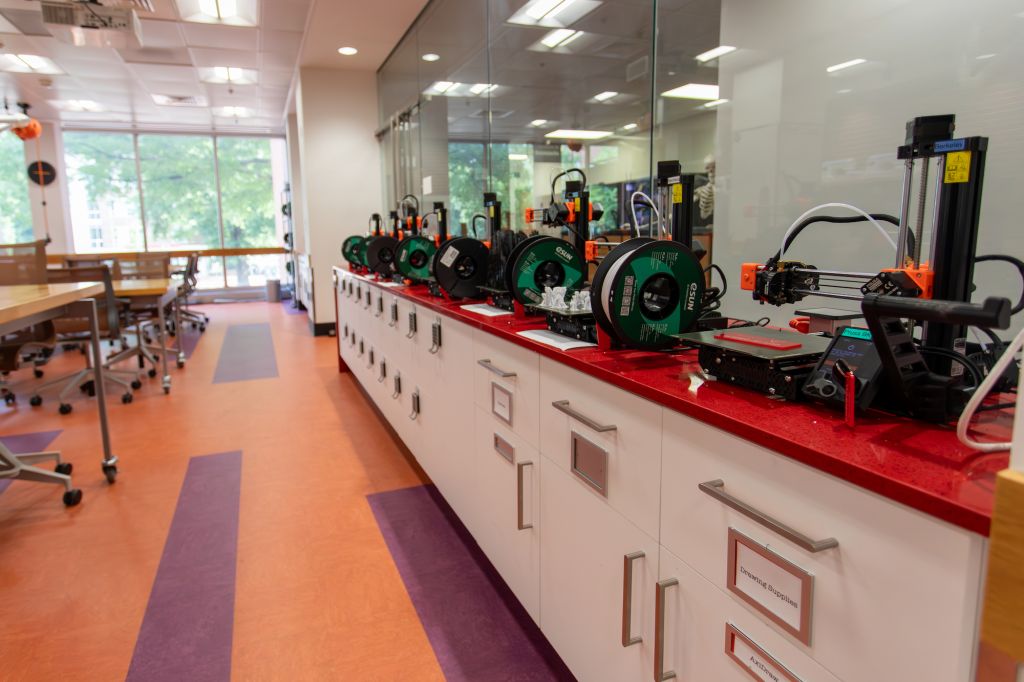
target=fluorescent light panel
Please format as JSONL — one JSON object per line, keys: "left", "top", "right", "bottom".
{"left": 526, "top": 0, "right": 564, "bottom": 19}
{"left": 622, "top": 123, "right": 638, "bottom": 130}
{"left": 50, "top": 99, "right": 104, "bottom": 112}
{"left": 594, "top": 90, "right": 617, "bottom": 102}
{"left": 198, "top": 0, "right": 236, "bottom": 19}
{"left": 661, "top": 83, "right": 719, "bottom": 100}
{"left": 695, "top": 45, "right": 736, "bottom": 63}
{"left": 1, "top": 54, "right": 63, "bottom": 74}
{"left": 544, "top": 129, "right": 612, "bottom": 140}
{"left": 470, "top": 83, "right": 498, "bottom": 95}
{"left": 201, "top": 66, "right": 257, "bottom": 84}
{"left": 545, "top": 0, "right": 577, "bottom": 19}
{"left": 541, "top": 28, "right": 583, "bottom": 48}
{"left": 431, "top": 81, "right": 459, "bottom": 94}
{"left": 215, "top": 106, "right": 253, "bottom": 118}
{"left": 530, "top": 119, "right": 548, "bottom": 127}
{"left": 826, "top": 58, "right": 866, "bottom": 73}
{"left": 702, "top": 98, "right": 728, "bottom": 108}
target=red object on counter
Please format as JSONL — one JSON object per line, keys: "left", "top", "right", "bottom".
{"left": 335, "top": 267, "right": 1010, "bottom": 536}
{"left": 790, "top": 316, "right": 810, "bottom": 333}
{"left": 843, "top": 368, "right": 856, "bottom": 428}
{"left": 713, "top": 331, "right": 803, "bottom": 350}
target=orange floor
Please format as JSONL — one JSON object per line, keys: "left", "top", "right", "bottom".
{"left": 0, "top": 302, "right": 446, "bottom": 681}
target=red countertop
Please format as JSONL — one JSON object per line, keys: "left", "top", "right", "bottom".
{"left": 334, "top": 267, "right": 1011, "bottom": 536}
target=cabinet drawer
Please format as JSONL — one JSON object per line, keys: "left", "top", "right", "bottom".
{"left": 540, "top": 457, "right": 659, "bottom": 682}
{"left": 539, "top": 357, "right": 663, "bottom": 539}
{"left": 658, "top": 547, "right": 839, "bottom": 682}
{"left": 473, "top": 331, "right": 540, "bottom": 449}
{"left": 471, "top": 407, "right": 541, "bottom": 621}
{"left": 660, "top": 410, "right": 984, "bottom": 682}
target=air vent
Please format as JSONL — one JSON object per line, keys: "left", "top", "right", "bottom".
{"left": 40, "top": 3, "right": 75, "bottom": 26}
{"left": 153, "top": 94, "right": 208, "bottom": 107}
{"left": 470, "top": 108, "right": 515, "bottom": 120}
{"left": 627, "top": 56, "right": 649, "bottom": 82}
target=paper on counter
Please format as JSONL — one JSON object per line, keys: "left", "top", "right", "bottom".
{"left": 460, "top": 303, "right": 513, "bottom": 317}
{"left": 378, "top": 281, "right": 404, "bottom": 288}
{"left": 517, "top": 329, "right": 597, "bottom": 351}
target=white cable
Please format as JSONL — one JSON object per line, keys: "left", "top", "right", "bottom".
{"left": 956, "top": 324, "right": 1024, "bottom": 453}
{"left": 778, "top": 203, "right": 897, "bottom": 259}
{"left": 630, "top": 191, "right": 660, "bottom": 239}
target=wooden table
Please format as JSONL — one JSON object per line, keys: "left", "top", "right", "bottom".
{"left": 112, "top": 278, "right": 183, "bottom": 393}
{"left": 0, "top": 283, "right": 120, "bottom": 479}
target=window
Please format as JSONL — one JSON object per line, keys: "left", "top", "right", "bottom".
{"left": 448, "top": 142, "right": 488, "bottom": 236}
{"left": 138, "top": 135, "right": 220, "bottom": 250}
{"left": 64, "top": 132, "right": 145, "bottom": 253}
{"left": 0, "top": 132, "right": 34, "bottom": 244}
{"left": 63, "top": 131, "right": 288, "bottom": 287}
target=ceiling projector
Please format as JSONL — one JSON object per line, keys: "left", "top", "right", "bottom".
{"left": 40, "top": 0, "right": 150, "bottom": 49}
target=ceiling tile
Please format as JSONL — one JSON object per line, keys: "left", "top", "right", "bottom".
{"left": 259, "top": 67, "right": 294, "bottom": 88}
{"left": 140, "top": 77, "right": 204, "bottom": 96}
{"left": 139, "top": 20, "right": 187, "bottom": 49}
{"left": 260, "top": 50, "right": 298, "bottom": 71}
{"left": 260, "top": 29, "right": 303, "bottom": 55}
{"left": 181, "top": 24, "right": 259, "bottom": 50}
{"left": 260, "top": 0, "right": 312, "bottom": 33}
{"left": 189, "top": 47, "right": 260, "bottom": 69}
{"left": 118, "top": 46, "right": 194, "bottom": 66}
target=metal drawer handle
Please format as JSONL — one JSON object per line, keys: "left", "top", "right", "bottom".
{"left": 552, "top": 400, "right": 617, "bottom": 432}
{"left": 621, "top": 551, "right": 645, "bottom": 647}
{"left": 388, "top": 302, "right": 398, "bottom": 327}
{"left": 516, "top": 461, "right": 533, "bottom": 530}
{"left": 378, "top": 361, "right": 387, "bottom": 382}
{"left": 478, "top": 359, "right": 517, "bottom": 378}
{"left": 654, "top": 578, "right": 678, "bottom": 681}
{"left": 409, "top": 390, "right": 420, "bottom": 420}
{"left": 698, "top": 479, "right": 839, "bottom": 553}
{"left": 428, "top": 320, "right": 442, "bottom": 354}
{"left": 406, "top": 312, "right": 417, "bottom": 338}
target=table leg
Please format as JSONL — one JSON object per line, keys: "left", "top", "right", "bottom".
{"left": 158, "top": 301, "right": 171, "bottom": 394}
{"left": 175, "top": 298, "right": 185, "bottom": 368}
{"left": 85, "top": 298, "right": 118, "bottom": 481}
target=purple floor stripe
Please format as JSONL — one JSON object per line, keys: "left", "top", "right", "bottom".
{"left": 0, "top": 430, "right": 63, "bottom": 495}
{"left": 368, "top": 484, "right": 575, "bottom": 682}
{"left": 282, "top": 300, "right": 304, "bottom": 315}
{"left": 212, "top": 323, "right": 278, "bottom": 384}
{"left": 179, "top": 327, "right": 202, "bottom": 360}
{"left": 127, "top": 451, "right": 242, "bottom": 682}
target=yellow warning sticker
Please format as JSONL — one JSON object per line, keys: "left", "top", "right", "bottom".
{"left": 574, "top": 197, "right": 581, "bottom": 211}
{"left": 672, "top": 183, "right": 683, "bottom": 204}
{"left": 489, "top": 205, "right": 495, "bottom": 217}
{"left": 944, "top": 151, "right": 971, "bottom": 184}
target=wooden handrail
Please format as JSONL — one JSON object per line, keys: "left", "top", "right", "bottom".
{"left": 47, "top": 246, "right": 288, "bottom": 264}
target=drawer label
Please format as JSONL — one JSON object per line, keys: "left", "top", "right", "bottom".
{"left": 724, "top": 624, "right": 803, "bottom": 682}
{"left": 727, "top": 528, "right": 813, "bottom": 644}
{"left": 492, "top": 383, "right": 513, "bottom": 426}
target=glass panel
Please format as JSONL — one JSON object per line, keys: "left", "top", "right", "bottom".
{"left": 0, "top": 133, "right": 32, "bottom": 244}
{"left": 217, "top": 137, "right": 287, "bottom": 249}
{"left": 64, "top": 131, "right": 145, "bottom": 252}
{"left": 196, "top": 256, "right": 225, "bottom": 290}
{"left": 137, "top": 134, "right": 220, "bottom": 250}
{"left": 225, "top": 254, "right": 286, "bottom": 287}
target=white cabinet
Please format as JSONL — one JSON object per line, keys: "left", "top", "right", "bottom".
{"left": 660, "top": 410, "right": 985, "bottom": 682}
{"left": 539, "top": 357, "right": 663, "bottom": 539}
{"left": 540, "top": 457, "right": 659, "bottom": 682}
{"left": 473, "top": 331, "right": 541, "bottom": 450}
{"left": 658, "top": 547, "right": 840, "bottom": 682}
{"left": 471, "top": 406, "right": 541, "bottom": 621}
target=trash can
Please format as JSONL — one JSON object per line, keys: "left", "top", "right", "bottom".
{"left": 266, "top": 279, "right": 281, "bottom": 302}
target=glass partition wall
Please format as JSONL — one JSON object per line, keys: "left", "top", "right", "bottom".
{"left": 378, "top": 0, "right": 1024, "bottom": 326}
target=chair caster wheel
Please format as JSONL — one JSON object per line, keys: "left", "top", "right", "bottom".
{"left": 4, "top": 393, "right": 15, "bottom": 406}
{"left": 59, "top": 403, "right": 72, "bottom": 415}
{"left": 103, "top": 464, "right": 117, "bottom": 483}
{"left": 131, "top": 380, "right": 142, "bottom": 390}
{"left": 30, "top": 395, "right": 42, "bottom": 407}
{"left": 121, "top": 392, "right": 133, "bottom": 404}
{"left": 177, "top": 360, "right": 185, "bottom": 369}
{"left": 63, "top": 489, "right": 83, "bottom": 506}
{"left": 163, "top": 386, "right": 170, "bottom": 395}
{"left": 200, "top": 325, "right": 206, "bottom": 332}
{"left": 55, "top": 462, "right": 72, "bottom": 475}
{"left": 34, "top": 369, "right": 43, "bottom": 378}
{"left": 148, "top": 369, "right": 157, "bottom": 378}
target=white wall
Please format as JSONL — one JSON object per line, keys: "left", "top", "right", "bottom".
{"left": 285, "top": 113, "right": 306, "bottom": 255}
{"left": 295, "top": 67, "right": 383, "bottom": 328}
{"left": 713, "top": 0, "right": 1024, "bottom": 332}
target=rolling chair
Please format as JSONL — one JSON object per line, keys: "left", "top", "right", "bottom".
{"left": 30, "top": 265, "right": 138, "bottom": 414}
{"left": 0, "top": 240, "right": 56, "bottom": 405}
{"left": 175, "top": 253, "right": 208, "bottom": 332}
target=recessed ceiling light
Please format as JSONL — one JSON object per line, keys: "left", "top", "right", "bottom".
{"left": 422, "top": 53, "right": 440, "bottom": 62}
{"left": 152, "top": 94, "right": 209, "bottom": 107}
{"left": 544, "top": 129, "right": 613, "bottom": 140}
{"left": 530, "top": 119, "right": 548, "bottom": 127}
{"left": 975, "top": 53, "right": 996, "bottom": 60}
{"left": 50, "top": 99, "right": 104, "bottom": 113}
{"left": 198, "top": 0, "right": 237, "bottom": 20}
{"left": 526, "top": 0, "right": 564, "bottom": 19}
{"left": 201, "top": 66, "right": 257, "bottom": 85}
{"left": 508, "top": 153, "right": 529, "bottom": 161}
{"left": 541, "top": 28, "right": 582, "bottom": 48}
{"left": 594, "top": 91, "right": 618, "bottom": 102}
{"left": 431, "top": 81, "right": 460, "bottom": 94}
{"left": 546, "top": 0, "right": 578, "bottom": 20}
{"left": 702, "top": 98, "right": 728, "bottom": 108}
{"left": 215, "top": 106, "right": 253, "bottom": 118}
{"left": 338, "top": 47, "right": 358, "bottom": 56}
{"left": 0, "top": 54, "right": 63, "bottom": 75}
{"left": 621, "top": 123, "right": 638, "bottom": 130}
{"left": 826, "top": 58, "right": 866, "bottom": 73}
{"left": 470, "top": 83, "right": 498, "bottom": 95}
{"left": 695, "top": 45, "right": 736, "bottom": 63}
{"left": 661, "top": 83, "right": 719, "bottom": 100}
